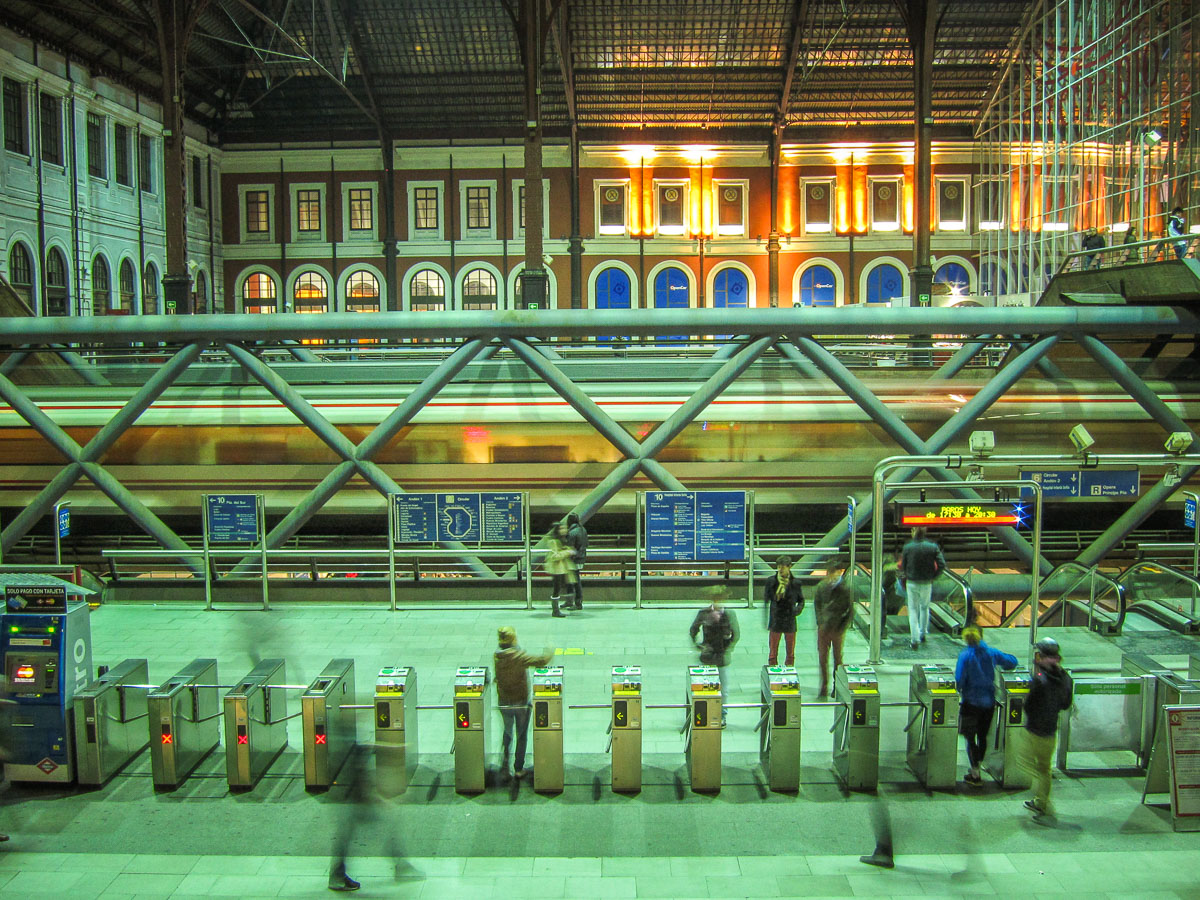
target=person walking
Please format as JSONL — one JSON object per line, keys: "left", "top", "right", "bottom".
{"left": 1080, "top": 226, "right": 1105, "bottom": 269}
{"left": 689, "top": 592, "right": 740, "bottom": 725}
{"left": 814, "top": 558, "right": 853, "bottom": 699}
{"left": 1021, "top": 637, "right": 1073, "bottom": 818}
{"left": 543, "top": 522, "right": 576, "bottom": 618}
{"left": 1167, "top": 206, "right": 1188, "bottom": 260}
{"left": 899, "top": 527, "right": 946, "bottom": 650}
{"left": 955, "top": 625, "right": 1018, "bottom": 785}
{"left": 494, "top": 626, "right": 553, "bottom": 781}
{"left": 565, "top": 512, "right": 588, "bottom": 610}
{"left": 763, "top": 555, "right": 804, "bottom": 667}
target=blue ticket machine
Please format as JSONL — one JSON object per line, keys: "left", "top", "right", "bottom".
{"left": 1, "top": 585, "right": 93, "bottom": 782}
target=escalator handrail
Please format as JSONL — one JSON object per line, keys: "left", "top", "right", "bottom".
{"left": 846, "top": 562, "right": 972, "bottom": 631}
{"left": 998, "top": 561, "right": 1125, "bottom": 629}
{"left": 1115, "top": 559, "right": 1200, "bottom": 623}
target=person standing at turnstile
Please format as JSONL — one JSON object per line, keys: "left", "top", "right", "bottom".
{"left": 493, "top": 626, "right": 553, "bottom": 781}
{"left": 814, "top": 558, "right": 852, "bottom": 699}
{"left": 1021, "top": 637, "right": 1073, "bottom": 819}
{"left": 689, "top": 590, "right": 740, "bottom": 726}
{"left": 899, "top": 527, "right": 946, "bottom": 650}
{"left": 955, "top": 626, "right": 1018, "bottom": 786}
{"left": 764, "top": 556, "right": 804, "bottom": 667}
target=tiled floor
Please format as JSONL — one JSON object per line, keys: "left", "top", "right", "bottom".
{"left": 1, "top": 601, "right": 1198, "bottom": 898}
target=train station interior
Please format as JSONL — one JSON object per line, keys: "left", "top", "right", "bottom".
{"left": 1, "top": 0, "right": 1200, "bottom": 898}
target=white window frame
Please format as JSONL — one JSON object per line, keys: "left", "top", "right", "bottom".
{"left": 458, "top": 179, "right": 497, "bottom": 240}
{"left": 510, "top": 178, "right": 551, "bottom": 240}
{"left": 934, "top": 175, "right": 968, "bottom": 232}
{"left": 238, "top": 184, "right": 276, "bottom": 243}
{"left": 868, "top": 176, "right": 902, "bottom": 232}
{"left": 342, "top": 181, "right": 378, "bottom": 242}
{"left": 711, "top": 179, "right": 748, "bottom": 238}
{"left": 290, "top": 183, "right": 326, "bottom": 242}
{"left": 594, "top": 179, "right": 630, "bottom": 237}
{"left": 653, "top": 179, "right": 690, "bottom": 236}
{"left": 801, "top": 177, "right": 836, "bottom": 234}
{"left": 2, "top": 78, "right": 32, "bottom": 159}
{"left": 976, "top": 177, "right": 1006, "bottom": 232}
{"left": 407, "top": 180, "right": 444, "bottom": 242}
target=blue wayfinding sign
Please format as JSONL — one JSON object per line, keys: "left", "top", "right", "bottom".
{"left": 1020, "top": 469, "right": 1139, "bottom": 499}
{"left": 1186, "top": 497, "right": 1196, "bottom": 529}
{"left": 57, "top": 506, "right": 70, "bottom": 539}
{"left": 646, "top": 491, "right": 746, "bottom": 561}
{"left": 206, "top": 494, "right": 260, "bottom": 542}
{"left": 392, "top": 492, "right": 524, "bottom": 543}
{"left": 1019, "top": 470, "right": 1080, "bottom": 497}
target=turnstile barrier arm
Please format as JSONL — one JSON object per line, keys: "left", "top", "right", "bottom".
{"left": 903, "top": 706, "right": 926, "bottom": 734}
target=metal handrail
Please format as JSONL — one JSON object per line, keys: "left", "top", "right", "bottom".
{"left": 935, "top": 567, "right": 974, "bottom": 631}
{"left": 1057, "top": 233, "right": 1199, "bottom": 273}
{"left": 1114, "top": 560, "right": 1200, "bottom": 623}
{"left": 999, "top": 561, "right": 1125, "bottom": 630}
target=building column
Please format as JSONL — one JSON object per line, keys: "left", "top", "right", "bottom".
{"left": 381, "top": 134, "right": 399, "bottom": 311}
{"left": 907, "top": 0, "right": 937, "bottom": 308}
{"left": 518, "top": 0, "right": 548, "bottom": 309}
{"left": 768, "top": 128, "right": 783, "bottom": 307}
{"left": 568, "top": 125, "right": 583, "bottom": 308}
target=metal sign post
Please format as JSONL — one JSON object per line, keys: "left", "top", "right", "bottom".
{"left": 634, "top": 492, "right": 643, "bottom": 609}
{"left": 1185, "top": 491, "right": 1199, "bottom": 580}
{"left": 523, "top": 493, "right": 532, "bottom": 611}
{"left": 202, "top": 494, "right": 266, "bottom": 611}
{"left": 746, "top": 491, "right": 755, "bottom": 609}
{"left": 387, "top": 494, "right": 397, "bottom": 611}
{"left": 53, "top": 501, "right": 70, "bottom": 566}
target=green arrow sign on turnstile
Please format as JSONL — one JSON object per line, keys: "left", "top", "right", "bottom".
{"left": 614, "top": 700, "right": 627, "bottom": 727}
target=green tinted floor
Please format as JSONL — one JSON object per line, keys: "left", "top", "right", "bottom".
{"left": 1, "top": 601, "right": 1198, "bottom": 899}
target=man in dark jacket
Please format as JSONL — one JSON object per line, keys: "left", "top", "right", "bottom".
{"left": 689, "top": 592, "right": 739, "bottom": 724}
{"left": 763, "top": 555, "right": 804, "bottom": 666}
{"left": 899, "top": 527, "right": 946, "bottom": 650}
{"left": 1021, "top": 637, "right": 1073, "bottom": 817}
{"left": 565, "top": 512, "right": 588, "bottom": 610}
{"left": 814, "top": 558, "right": 852, "bottom": 698}
{"left": 494, "top": 626, "right": 553, "bottom": 780}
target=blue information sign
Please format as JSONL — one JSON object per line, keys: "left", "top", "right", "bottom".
{"left": 205, "top": 494, "right": 260, "bottom": 542}
{"left": 57, "top": 506, "right": 70, "bottom": 539}
{"left": 1020, "top": 469, "right": 1139, "bottom": 499}
{"left": 1019, "top": 470, "right": 1080, "bottom": 497}
{"left": 1186, "top": 497, "right": 1196, "bottom": 529}
{"left": 645, "top": 491, "right": 746, "bottom": 561}
{"left": 392, "top": 492, "right": 524, "bottom": 543}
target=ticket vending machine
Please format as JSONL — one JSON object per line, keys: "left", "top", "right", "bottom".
{"left": 686, "top": 665, "right": 722, "bottom": 792}
{"left": 760, "top": 665, "right": 802, "bottom": 792}
{"left": 374, "top": 666, "right": 417, "bottom": 796}
{"left": 531, "top": 665, "right": 564, "bottom": 793}
{"left": 906, "top": 664, "right": 960, "bottom": 789}
{"left": 832, "top": 665, "right": 880, "bottom": 791}
{"left": 610, "top": 665, "right": 642, "bottom": 793}
{"left": 453, "top": 666, "right": 489, "bottom": 794}
{"left": 0, "top": 583, "right": 93, "bottom": 783}
{"left": 985, "top": 666, "right": 1031, "bottom": 788}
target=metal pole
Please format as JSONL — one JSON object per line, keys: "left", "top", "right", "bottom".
{"left": 524, "top": 491, "right": 532, "bottom": 611}
{"left": 746, "top": 490, "right": 755, "bottom": 609}
{"left": 1186, "top": 490, "right": 1200, "bottom": 579}
{"left": 846, "top": 494, "right": 857, "bottom": 594}
{"left": 635, "top": 491, "right": 643, "bottom": 609}
{"left": 387, "top": 493, "right": 397, "bottom": 612}
{"left": 259, "top": 493, "right": 268, "bottom": 611}
{"left": 53, "top": 500, "right": 68, "bottom": 566}
{"left": 202, "top": 497, "right": 213, "bottom": 611}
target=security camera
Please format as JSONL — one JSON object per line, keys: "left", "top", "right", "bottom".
{"left": 1165, "top": 431, "right": 1194, "bottom": 454}
{"left": 968, "top": 430, "right": 995, "bottom": 458}
{"left": 1069, "top": 424, "right": 1095, "bottom": 453}
{"left": 542, "top": 254, "right": 554, "bottom": 266}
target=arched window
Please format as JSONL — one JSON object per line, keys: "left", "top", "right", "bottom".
{"left": 7, "top": 242, "right": 34, "bottom": 308}
{"left": 242, "top": 272, "right": 277, "bottom": 314}
{"left": 594, "top": 267, "right": 631, "bottom": 310}
{"left": 712, "top": 268, "right": 749, "bottom": 308}
{"left": 118, "top": 259, "right": 136, "bottom": 314}
{"left": 143, "top": 263, "right": 159, "bottom": 315}
{"left": 345, "top": 271, "right": 380, "bottom": 313}
{"left": 865, "top": 263, "right": 904, "bottom": 305}
{"left": 653, "top": 267, "right": 690, "bottom": 309}
{"left": 934, "top": 262, "right": 971, "bottom": 297}
{"left": 462, "top": 268, "right": 497, "bottom": 311}
{"left": 91, "top": 255, "right": 111, "bottom": 315}
{"left": 293, "top": 271, "right": 328, "bottom": 314}
{"left": 45, "top": 248, "right": 69, "bottom": 317}
{"left": 410, "top": 269, "right": 445, "bottom": 311}
{"left": 798, "top": 265, "right": 837, "bottom": 307}
{"left": 194, "top": 270, "right": 209, "bottom": 314}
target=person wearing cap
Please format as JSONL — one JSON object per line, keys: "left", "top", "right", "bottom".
{"left": 955, "top": 625, "right": 1018, "bottom": 785}
{"left": 1021, "top": 637, "right": 1073, "bottom": 817}
{"left": 899, "top": 527, "right": 947, "bottom": 650}
{"left": 493, "top": 626, "right": 553, "bottom": 780}
{"left": 813, "top": 558, "right": 852, "bottom": 699}
{"left": 763, "top": 555, "right": 804, "bottom": 667}
{"left": 689, "top": 588, "right": 740, "bottom": 724}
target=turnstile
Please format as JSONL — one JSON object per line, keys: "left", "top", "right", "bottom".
{"left": 224, "top": 658, "right": 289, "bottom": 789}
{"left": 759, "top": 665, "right": 801, "bottom": 792}
{"left": 686, "top": 665, "right": 722, "bottom": 792}
{"left": 531, "top": 665, "right": 564, "bottom": 793}
{"left": 452, "top": 666, "right": 489, "bottom": 794}
{"left": 73, "top": 658, "right": 150, "bottom": 786}
{"left": 148, "top": 658, "right": 220, "bottom": 789}
{"left": 1121, "top": 652, "right": 1176, "bottom": 767}
{"left": 905, "top": 663, "right": 960, "bottom": 789}
{"left": 985, "top": 666, "right": 1032, "bottom": 788}
{"left": 1190, "top": 653, "right": 1200, "bottom": 681}
{"left": 610, "top": 665, "right": 642, "bottom": 793}
{"left": 374, "top": 666, "right": 417, "bottom": 795}
{"left": 301, "top": 658, "right": 356, "bottom": 790}
{"left": 832, "top": 665, "right": 880, "bottom": 791}
{"left": 1143, "top": 673, "right": 1200, "bottom": 797}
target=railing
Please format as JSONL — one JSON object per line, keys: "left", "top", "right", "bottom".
{"left": 1057, "top": 232, "right": 1200, "bottom": 273}
{"left": 935, "top": 567, "right": 974, "bottom": 632}
{"left": 1000, "top": 561, "right": 1125, "bottom": 632}
{"left": 1112, "top": 560, "right": 1200, "bottom": 628}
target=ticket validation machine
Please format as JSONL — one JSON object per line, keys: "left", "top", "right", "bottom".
{"left": 453, "top": 666, "right": 489, "bottom": 794}
{"left": 832, "top": 665, "right": 880, "bottom": 791}
{"left": 760, "top": 666, "right": 802, "bottom": 792}
{"left": 374, "top": 666, "right": 417, "bottom": 796}
{"left": 984, "top": 667, "right": 1031, "bottom": 787}
{"left": 686, "top": 666, "right": 722, "bottom": 792}
{"left": 224, "top": 658, "right": 289, "bottom": 789}
{"left": 73, "top": 657, "right": 150, "bottom": 786}
{"left": 610, "top": 665, "right": 642, "bottom": 793}
{"left": 148, "top": 658, "right": 220, "bottom": 789}
{"left": 0, "top": 585, "right": 93, "bottom": 783}
{"left": 906, "top": 664, "right": 960, "bottom": 789}
{"left": 302, "top": 658, "right": 357, "bottom": 790}
{"left": 531, "top": 666, "right": 564, "bottom": 793}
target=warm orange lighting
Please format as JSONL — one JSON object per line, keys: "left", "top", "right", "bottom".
{"left": 1030, "top": 164, "right": 1043, "bottom": 233}
{"left": 629, "top": 165, "right": 643, "bottom": 235}
{"left": 780, "top": 164, "right": 795, "bottom": 234}
{"left": 852, "top": 163, "right": 867, "bottom": 233}
{"left": 902, "top": 166, "right": 914, "bottom": 233}
{"left": 1009, "top": 167, "right": 1023, "bottom": 233}
{"left": 835, "top": 165, "right": 851, "bottom": 233}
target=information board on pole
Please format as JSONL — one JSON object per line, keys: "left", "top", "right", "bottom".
{"left": 391, "top": 492, "right": 524, "bottom": 543}
{"left": 1186, "top": 498, "right": 1196, "bottom": 529}
{"left": 645, "top": 491, "right": 746, "bottom": 561}
{"left": 1165, "top": 705, "right": 1200, "bottom": 832}
{"left": 57, "top": 506, "right": 70, "bottom": 539}
{"left": 1020, "top": 469, "right": 1139, "bottom": 498}
{"left": 205, "top": 494, "right": 261, "bottom": 542}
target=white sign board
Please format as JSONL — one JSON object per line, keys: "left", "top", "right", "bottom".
{"left": 1166, "top": 705, "right": 1200, "bottom": 831}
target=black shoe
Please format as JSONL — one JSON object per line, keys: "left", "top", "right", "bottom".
{"left": 921, "top": 634, "right": 927, "bottom": 643}
{"left": 964, "top": 772, "right": 983, "bottom": 786}
{"left": 552, "top": 610, "right": 566, "bottom": 618}
{"left": 911, "top": 641, "right": 919, "bottom": 650}
{"left": 859, "top": 852, "right": 894, "bottom": 869}
{"left": 329, "top": 874, "right": 361, "bottom": 892}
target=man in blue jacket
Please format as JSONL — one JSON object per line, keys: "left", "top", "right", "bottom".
{"left": 955, "top": 625, "right": 1018, "bottom": 785}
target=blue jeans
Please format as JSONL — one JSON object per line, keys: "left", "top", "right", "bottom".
{"left": 500, "top": 704, "right": 532, "bottom": 772}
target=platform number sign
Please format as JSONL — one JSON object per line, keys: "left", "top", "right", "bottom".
{"left": 205, "top": 494, "right": 261, "bottom": 543}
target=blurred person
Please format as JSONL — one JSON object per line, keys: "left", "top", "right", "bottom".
{"left": 880, "top": 553, "right": 904, "bottom": 637}
{"left": 493, "top": 626, "right": 553, "bottom": 781}
{"left": 1021, "top": 637, "right": 1074, "bottom": 819}
{"left": 1122, "top": 224, "right": 1141, "bottom": 262}
{"left": 689, "top": 589, "right": 740, "bottom": 725}
{"left": 814, "top": 558, "right": 853, "bottom": 699}
{"left": 899, "top": 527, "right": 946, "bottom": 650}
{"left": 955, "top": 625, "right": 1018, "bottom": 785}
{"left": 1167, "top": 206, "right": 1188, "bottom": 259}
{"left": 543, "top": 522, "right": 576, "bottom": 618}
{"left": 328, "top": 744, "right": 406, "bottom": 891}
{"left": 763, "top": 555, "right": 804, "bottom": 666}
{"left": 1080, "top": 226, "right": 1105, "bottom": 269}
{"left": 0, "top": 676, "right": 15, "bottom": 843}
{"left": 859, "top": 795, "right": 894, "bottom": 869}
{"left": 565, "top": 512, "right": 588, "bottom": 610}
